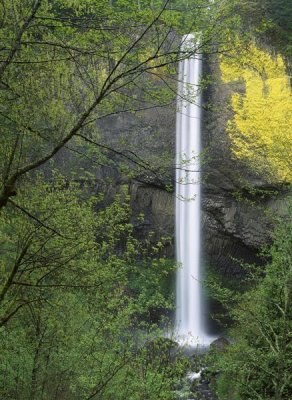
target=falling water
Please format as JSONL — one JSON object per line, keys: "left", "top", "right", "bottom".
{"left": 175, "top": 34, "right": 211, "bottom": 347}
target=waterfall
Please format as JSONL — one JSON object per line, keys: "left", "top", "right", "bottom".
{"left": 175, "top": 34, "right": 211, "bottom": 346}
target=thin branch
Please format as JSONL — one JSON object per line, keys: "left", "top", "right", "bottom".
{"left": 0, "top": 241, "right": 30, "bottom": 304}
{"left": 8, "top": 199, "right": 71, "bottom": 239}
{"left": 11, "top": 281, "right": 102, "bottom": 289}
{"left": 76, "top": 133, "right": 165, "bottom": 185}
{"left": 0, "top": 0, "right": 41, "bottom": 79}
{"left": 0, "top": 299, "right": 40, "bottom": 327}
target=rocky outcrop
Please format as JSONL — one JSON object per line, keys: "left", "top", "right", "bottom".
{"left": 202, "top": 178, "right": 290, "bottom": 275}
{"left": 130, "top": 183, "right": 174, "bottom": 256}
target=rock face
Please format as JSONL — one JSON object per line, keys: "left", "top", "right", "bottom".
{"left": 201, "top": 178, "right": 289, "bottom": 275}
{"left": 129, "top": 180, "right": 289, "bottom": 282}
{"left": 130, "top": 183, "right": 174, "bottom": 256}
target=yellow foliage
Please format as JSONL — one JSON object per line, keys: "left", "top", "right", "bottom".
{"left": 220, "top": 44, "right": 292, "bottom": 182}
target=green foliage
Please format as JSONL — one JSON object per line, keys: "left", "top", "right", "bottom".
{"left": 223, "top": 0, "right": 292, "bottom": 57}
{"left": 254, "top": 0, "right": 292, "bottom": 56}
{"left": 0, "top": 173, "right": 186, "bottom": 399}
{"left": 209, "top": 208, "right": 292, "bottom": 400}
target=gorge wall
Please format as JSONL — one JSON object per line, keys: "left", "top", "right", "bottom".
{"left": 119, "top": 56, "right": 290, "bottom": 278}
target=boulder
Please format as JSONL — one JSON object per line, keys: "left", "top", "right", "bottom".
{"left": 210, "top": 337, "right": 230, "bottom": 352}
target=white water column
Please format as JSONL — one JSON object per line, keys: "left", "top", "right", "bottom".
{"left": 175, "top": 34, "right": 206, "bottom": 345}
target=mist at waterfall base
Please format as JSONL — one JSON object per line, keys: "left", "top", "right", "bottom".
{"left": 174, "top": 34, "right": 216, "bottom": 348}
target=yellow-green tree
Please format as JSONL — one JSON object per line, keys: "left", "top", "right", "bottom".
{"left": 220, "top": 43, "right": 292, "bottom": 183}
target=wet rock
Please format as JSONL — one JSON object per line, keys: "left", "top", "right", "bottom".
{"left": 210, "top": 337, "right": 230, "bottom": 352}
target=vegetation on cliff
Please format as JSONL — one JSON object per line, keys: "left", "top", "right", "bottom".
{"left": 209, "top": 209, "right": 292, "bottom": 400}
{"left": 231, "top": 0, "right": 292, "bottom": 58}
{"left": 220, "top": 43, "right": 292, "bottom": 183}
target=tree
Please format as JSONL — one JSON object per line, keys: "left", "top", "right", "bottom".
{"left": 228, "top": 0, "right": 292, "bottom": 59}
{"left": 220, "top": 41, "right": 292, "bottom": 183}
{"left": 209, "top": 209, "right": 292, "bottom": 400}
{"left": 0, "top": 176, "right": 186, "bottom": 399}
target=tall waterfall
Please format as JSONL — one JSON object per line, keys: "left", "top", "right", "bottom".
{"left": 175, "top": 34, "right": 209, "bottom": 346}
